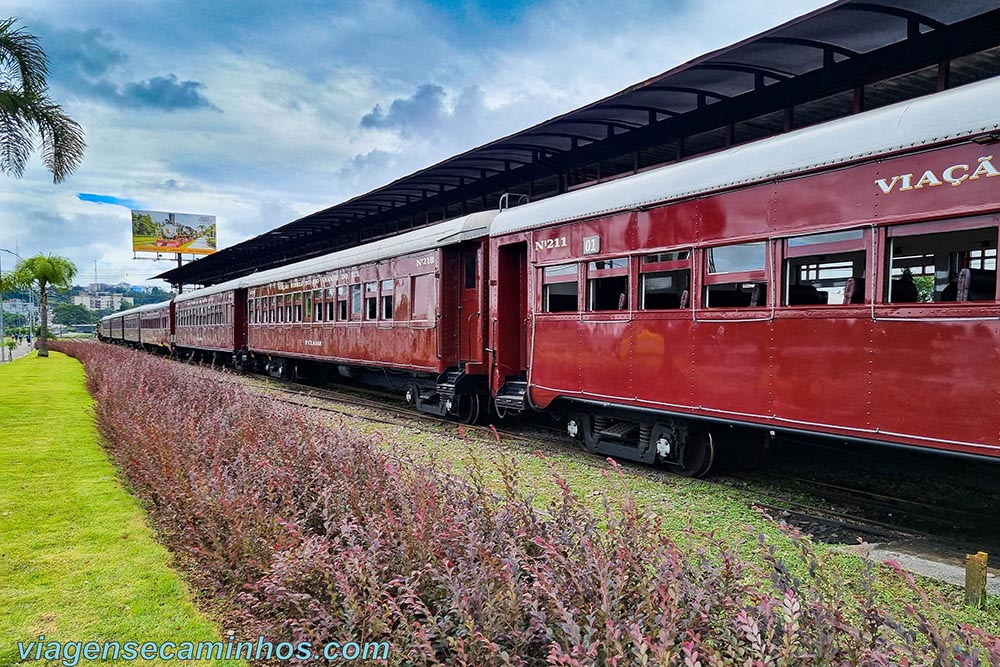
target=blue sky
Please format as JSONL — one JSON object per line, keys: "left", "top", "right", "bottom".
{"left": 0, "top": 0, "right": 828, "bottom": 286}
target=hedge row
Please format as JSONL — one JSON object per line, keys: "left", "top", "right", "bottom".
{"left": 55, "top": 341, "right": 999, "bottom": 666}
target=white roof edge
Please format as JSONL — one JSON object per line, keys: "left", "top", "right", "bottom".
{"left": 174, "top": 209, "right": 499, "bottom": 302}
{"left": 491, "top": 76, "right": 1000, "bottom": 237}
{"left": 101, "top": 300, "right": 171, "bottom": 320}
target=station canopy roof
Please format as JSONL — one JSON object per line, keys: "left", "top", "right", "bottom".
{"left": 158, "top": 0, "right": 1000, "bottom": 287}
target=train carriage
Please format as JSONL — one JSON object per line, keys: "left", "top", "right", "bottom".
{"left": 173, "top": 288, "right": 245, "bottom": 359}
{"left": 246, "top": 210, "right": 496, "bottom": 421}
{"left": 101, "top": 312, "right": 125, "bottom": 343}
{"left": 122, "top": 310, "right": 141, "bottom": 344}
{"left": 487, "top": 75, "right": 1000, "bottom": 474}
{"left": 137, "top": 301, "right": 173, "bottom": 351}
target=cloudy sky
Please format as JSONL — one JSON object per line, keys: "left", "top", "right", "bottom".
{"left": 0, "top": 0, "right": 828, "bottom": 287}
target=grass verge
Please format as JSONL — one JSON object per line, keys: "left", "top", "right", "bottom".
{"left": 0, "top": 352, "right": 239, "bottom": 667}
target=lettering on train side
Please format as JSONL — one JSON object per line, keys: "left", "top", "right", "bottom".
{"left": 304, "top": 339, "right": 322, "bottom": 347}
{"left": 415, "top": 255, "right": 436, "bottom": 266}
{"left": 534, "top": 236, "right": 568, "bottom": 251}
{"left": 875, "top": 155, "right": 999, "bottom": 194}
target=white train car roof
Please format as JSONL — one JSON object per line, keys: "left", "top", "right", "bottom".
{"left": 175, "top": 209, "right": 498, "bottom": 303}
{"left": 100, "top": 300, "right": 172, "bottom": 322}
{"left": 491, "top": 76, "right": 1000, "bottom": 236}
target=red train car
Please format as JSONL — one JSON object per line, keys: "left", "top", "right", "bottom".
{"left": 100, "top": 313, "right": 123, "bottom": 342}
{"left": 122, "top": 310, "right": 140, "bottom": 344}
{"left": 173, "top": 287, "right": 245, "bottom": 359}
{"left": 487, "top": 76, "right": 1000, "bottom": 474}
{"left": 137, "top": 301, "right": 173, "bottom": 351}
{"left": 239, "top": 211, "right": 496, "bottom": 421}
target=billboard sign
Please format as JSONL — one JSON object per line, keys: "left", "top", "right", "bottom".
{"left": 131, "top": 210, "right": 217, "bottom": 255}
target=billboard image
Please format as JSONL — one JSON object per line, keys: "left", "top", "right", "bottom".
{"left": 131, "top": 210, "right": 217, "bottom": 255}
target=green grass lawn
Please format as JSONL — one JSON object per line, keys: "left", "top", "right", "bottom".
{"left": 0, "top": 352, "right": 240, "bottom": 666}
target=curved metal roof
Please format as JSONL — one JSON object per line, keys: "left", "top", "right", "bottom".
{"left": 157, "top": 0, "right": 1000, "bottom": 287}
{"left": 174, "top": 210, "right": 497, "bottom": 302}
{"left": 492, "top": 76, "right": 1000, "bottom": 236}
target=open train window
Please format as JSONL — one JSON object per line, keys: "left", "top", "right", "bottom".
{"left": 304, "top": 291, "right": 313, "bottom": 322}
{"left": 365, "top": 282, "right": 378, "bottom": 320}
{"left": 784, "top": 230, "right": 867, "bottom": 305}
{"left": 326, "top": 289, "right": 336, "bottom": 321}
{"left": 704, "top": 242, "right": 768, "bottom": 308}
{"left": 885, "top": 218, "right": 998, "bottom": 303}
{"left": 381, "top": 279, "right": 394, "bottom": 320}
{"left": 337, "top": 286, "right": 348, "bottom": 320}
{"left": 542, "top": 263, "right": 578, "bottom": 313}
{"left": 641, "top": 251, "right": 690, "bottom": 309}
{"left": 294, "top": 293, "right": 303, "bottom": 323}
{"left": 587, "top": 258, "right": 629, "bottom": 311}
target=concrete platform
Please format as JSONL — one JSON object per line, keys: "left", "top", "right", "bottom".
{"left": 839, "top": 539, "right": 1000, "bottom": 595}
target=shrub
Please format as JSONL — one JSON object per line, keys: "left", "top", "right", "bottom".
{"left": 54, "top": 341, "right": 1000, "bottom": 665}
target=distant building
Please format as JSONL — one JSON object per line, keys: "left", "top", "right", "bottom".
{"left": 2, "top": 298, "right": 37, "bottom": 317}
{"left": 73, "top": 293, "right": 134, "bottom": 311}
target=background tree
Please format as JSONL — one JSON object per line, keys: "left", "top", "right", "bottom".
{"left": 52, "top": 302, "right": 96, "bottom": 325}
{"left": 7, "top": 254, "right": 77, "bottom": 356}
{"left": 0, "top": 17, "right": 86, "bottom": 183}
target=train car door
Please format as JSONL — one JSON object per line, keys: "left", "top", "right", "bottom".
{"left": 458, "top": 246, "right": 481, "bottom": 364}
{"left": 492, "top": 241, "right": 528, "bottom": 392}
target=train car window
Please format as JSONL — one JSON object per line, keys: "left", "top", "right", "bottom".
{"left": 785, "top": 230, "right": 866, "bottom": 306}
{"left": 304, "top": 291, "right": 313, "bottom": 321}
{"left": 337, "top": 286, "right": 348, "bottom": 321}
{"left": 642, "top": 271, "right": 690, "bottom": 309}
{"left": 641, "top": 252, "right": 691, "bottom": 310}
{"left": 542, "top": 263, "right": 578, "bottom": 313}
{"left": 704, "top": 242, "right": 768, "bottom": 308}
{"left": 365, "top": 282, "right": 378, "bottom": 320}
{"left": 325, "top": 290, "right": 335, "bottom": 321}
{"left": 411, "top": 274, "right": 435, "bottom": 321}
{"left": 886, "top": 220, "right": 997, "bottom": 303}
{"left": 313, "top": 290, "right": 323, "bottom": 321}
{"left": 644, "top": 250, "right": 689, "bottom": 263}
{"left": 464, "top": 254, "right": 477, "bottom": 289}
{"left": 350, "top": 284, "right": 362, "bottom": 318}
{"left": 587, "top": 259, "right": 629, "bottom": 311}
{"left": 381, "top": 279, "right": 394, "bottom": 320}
{"left": 707, "top": 242, "right": 765, "bottom": 273}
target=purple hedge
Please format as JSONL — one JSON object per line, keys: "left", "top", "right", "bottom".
{"left": 55, "top": 341, "right": 999, "bottom": 666}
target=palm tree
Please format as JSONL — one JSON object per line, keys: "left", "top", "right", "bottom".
{"left": 0, "top": 17, "right": 86, "bottom": 183}
{"left": 8, "top": 254, "right": 77, "bottom": 357}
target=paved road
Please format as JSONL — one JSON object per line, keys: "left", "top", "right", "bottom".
{"left": 1, "top": 340, "right": 34, "bottom": 363}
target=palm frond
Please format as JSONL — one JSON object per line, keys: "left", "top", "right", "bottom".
{"left": 0, "top": 90, "right": 34, "bottom": 178}
{"left": 0, "top": 17, "right": 48, "bottom": 94}
{"left": 0, "top": 18, "right": 84, "bottom": 183}
{"left": 31, "top": 96, "right": 86, "bottom": 184}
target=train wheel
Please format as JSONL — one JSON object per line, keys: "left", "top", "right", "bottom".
{"left": 454, "top": 394, "right": 481, "bottom": 425}
{"left": 672, "top": 430, "right": 715, "bottom": 478}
